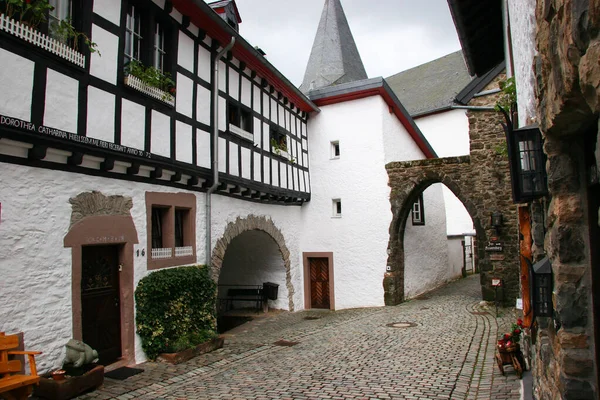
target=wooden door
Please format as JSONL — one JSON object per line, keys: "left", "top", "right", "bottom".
{"left": 518, "top": 207, "right": 533, "bottom": 328}
{"left": 309, "top": 258, "right": 330, "bottom": 309}
{"left": 81, "top": 245, "right": 121, "bottom": 365}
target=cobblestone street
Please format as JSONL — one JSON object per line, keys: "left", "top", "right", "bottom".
{"left": 74, "top": 275, "right": 522, "bottom": 399}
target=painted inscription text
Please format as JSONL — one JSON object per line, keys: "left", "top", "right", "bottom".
{"left": 0, "top": 115, "right": 151, "bottom": 158}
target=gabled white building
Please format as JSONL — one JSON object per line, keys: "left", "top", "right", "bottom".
{"left": 0, "top": 0, "right": 457, "bottom": 371}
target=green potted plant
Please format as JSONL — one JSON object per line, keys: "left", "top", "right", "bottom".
{"left": 124, "top": 60, "right": 176, "bottom": 104}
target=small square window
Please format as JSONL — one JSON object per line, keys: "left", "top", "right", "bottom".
{"left": 146, "top": 192, "right": 196, "bottom": 270}
{"left": 228, "top": 102, "right": 253, "bottom": 133}
{"left": 332, "top": 199, "right": 342, "bottom": 218}
{"left": 411, "top": 194, "right": 425, "bottom": 225}
{"left": 331, "top": 141, "right": 340, "bottom": 159}
{"left": 270, "top": 127, "right": 288, "bottom": 155}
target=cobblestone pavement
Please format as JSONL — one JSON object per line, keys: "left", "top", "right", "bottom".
{"left": 72, "top": 275, "right": 522, "bottom": 399}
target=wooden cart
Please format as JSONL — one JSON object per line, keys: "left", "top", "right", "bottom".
{"left": 495, "top": 342, "right": 524, "bottom": 378}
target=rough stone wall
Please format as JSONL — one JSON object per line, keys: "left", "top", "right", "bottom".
{"left": 531, "top": 1, "right": 600, "bottom": 398}
{"left": 385, "top": 80, "right": 519, "bottom": 304}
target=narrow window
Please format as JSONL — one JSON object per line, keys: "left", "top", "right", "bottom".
{"left": 174, "top": 208, "right": 187, "bottom": 248}
{"left": 151, "top": 207, "right": 166, "bottom": 248}
{"left": 411, "top": 194, "right": 425, "bottom": 225}
{"left": 332, "top": 199, "right": 342, "bottom": 217}
{"left": 331, "top": 141, "right": 340, "bottom": 159}
{"left": 125, "top": 4, "right": 143, "bottom": 64}
{"left": 48, "top": 0, "right": 72, "bottom": 39}
{"left": 270, "top": 128, "right": 288, "bottom": 154}
{"left": 153, "top": 21, "right": 167, "bottom": 72}
{"left": 228, "top": 103, "right": 253, "bottom": 134}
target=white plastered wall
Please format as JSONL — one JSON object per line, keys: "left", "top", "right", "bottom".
{"left": 508, "top": 0, "right": 538, "bottom": 126}
{"left": 303, "top": 95, "right": 451, "bottom": 309}
{"left": 0, "top": 163, "right": 304, "bottom": 371}
{"left": 404, "top": 183, "right": 453, "bottom": 299}
{"left": 415, "top": 110, "right": 475, "bottom": 236}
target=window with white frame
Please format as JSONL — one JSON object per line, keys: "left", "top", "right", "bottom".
{"left": 125, "top": 4, "right": 143, "bottom": 64}
{"left": 332, "top": 199, "right": 342, "bottom": 218}
{"left": 331, "top": 141, "right": 340, "bottom": 159}
{"left": 153, "top": 22, "right": 167, "bottom": 72}
{"left": 228, "top": 102, "right": 253, "bottom": 139}
{"left": 48, "top": 0, "right": 72, "bottom": 39}
{"left": 411, "top": 194, "right": 425, "bottom": 225}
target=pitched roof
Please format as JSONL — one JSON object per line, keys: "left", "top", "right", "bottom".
{"left": 307, "top": 77, "right": 438, "bottom": 159}
{"left": 300, "top": 0, "right": 368, "bottom": 93}
{"left": 385, "top": 51, "right": 473, "bottom": 117}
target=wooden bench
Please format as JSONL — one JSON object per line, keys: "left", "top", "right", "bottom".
{"left": 220, "top": 286, "right": 265, "bottom": 313}
{"left": 0, "top": 332, "right": 42, "bottom": 400}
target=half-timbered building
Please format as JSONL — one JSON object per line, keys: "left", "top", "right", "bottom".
{"left": 0, "top": 0, "right": 453, "bottom": 371}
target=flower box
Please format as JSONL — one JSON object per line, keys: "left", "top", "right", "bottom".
{"left": 0, "top": 14, "right": 85, "bottom": 67}
{"left": 124, "top": 75, "right": 175, "bottom": 106}
{"left": 33, "top": 364, "right": 104, "bottom": 400}
{"left": 156, "top": 337, "right": 224, "bottom": 365}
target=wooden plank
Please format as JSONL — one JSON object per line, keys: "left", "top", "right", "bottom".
{"left": 0, "top": 374, "right": 39, "bottom": 393}
{"left": 0, "top": 336, "right": 18, "bottom": 351}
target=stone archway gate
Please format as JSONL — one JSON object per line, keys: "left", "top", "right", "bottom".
{"left": 384, "top": 110, "right": 520, "bottom": 305}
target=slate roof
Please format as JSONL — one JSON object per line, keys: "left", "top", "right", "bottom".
{"left": 300, "top": 0, "right": 368, "bottom": 93}
{"left": 385, "top": 51, "right": 473, "bottom": 117}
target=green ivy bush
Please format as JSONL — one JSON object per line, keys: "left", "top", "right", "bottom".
{"left": 135, "top": 265, "right": 217, "bottom": 360}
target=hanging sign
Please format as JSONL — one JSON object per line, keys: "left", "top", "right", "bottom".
{"left": 492, "top": 278, "right": 502, "bottom": 287}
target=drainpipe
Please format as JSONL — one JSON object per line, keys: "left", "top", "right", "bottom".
{"left": 451, "top": 105, "right": 497, "bottom": 111}
{"left": 206, "top": 37, "right": 235, "bottom": 266}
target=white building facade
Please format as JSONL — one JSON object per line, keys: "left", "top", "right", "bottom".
{"left": 0, "top": 0, "right": 456, "bottom": 371}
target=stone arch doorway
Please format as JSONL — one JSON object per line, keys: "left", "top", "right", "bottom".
{"left": 64, "top": 191, "right": 138, "bottom": 367}
{"left": 211, "top": 215, "right": 295, "bottom": 312}
{"left": 402, "top": 182, "right": 477, "bottom": 299}
{"left": 385, "top": 156, "right": 518, "bottom": 305}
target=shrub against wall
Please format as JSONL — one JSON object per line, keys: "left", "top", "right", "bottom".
{"left": 135, "top": 265, "right": 217, "bottom": 360}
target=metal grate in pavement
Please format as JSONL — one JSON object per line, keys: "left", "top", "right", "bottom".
{"left": 273, "top": 340, "right": 300, "bottom": 347}
{"left": 386, "top": 322, "right": 417, "bottom": 328}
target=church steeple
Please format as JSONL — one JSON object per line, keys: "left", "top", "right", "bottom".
{"left": 300, "top": 0, "right": 368, "bottom": 93}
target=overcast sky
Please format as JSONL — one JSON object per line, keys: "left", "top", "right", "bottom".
{"left": 225, "top": 0, "right": 461, "bottom": 87}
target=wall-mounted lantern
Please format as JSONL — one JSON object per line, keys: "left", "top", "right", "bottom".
{"left": 505, "top": 124, "right": 548, "bottom": 203}
{"left": 491, "top": 211, "right": 503, "bottom": 235}
{"left": 531, "top": 256, "right": 553, "bottom": 318}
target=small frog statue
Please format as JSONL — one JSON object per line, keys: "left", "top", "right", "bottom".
{"left": 63, "top": 339, "right": 99, "bottom": 367}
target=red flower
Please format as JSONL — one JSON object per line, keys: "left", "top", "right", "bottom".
{"left": 517, "top": 318, "right": 523, "bottom": 327}
{"left": 514, "top": 328, "right": 521, "bottom": 335}
{"left": 504, "top": 333, "right": 511, "bottom": 340}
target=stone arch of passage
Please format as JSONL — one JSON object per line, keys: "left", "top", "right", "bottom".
{"left": 211, "top": 215, "right": 296, "bottom": 311}
{"left": 384, "top": 156, "right": 493, "bottom": 305}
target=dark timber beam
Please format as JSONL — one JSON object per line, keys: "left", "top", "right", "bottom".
{"left": 28, "top": 145, "right": 47, "bottom": 161}
{"left": 171, "top": 171, "right": 182, "bottom": 182}
{"left": 127, "top": 163, "right": 140, "bottom": 175}
{"left": 100, "top": 158, "right": 115, "bottom": 172}
{"left": 68, "top": 152, "right": 83, "bottom": 166}
{"left": 181, "top": 15, "right": 190, "bottom": 29}
{"left": 217, "top": 182, "right": 227, "bottom": 191}
{"left": 229, "top": 186, "right": 240, "bottom": 194}
{"left": 188, "top": 176, "right": 199, "bottom": 186}
{"left": 151, "top": 167, "right": 163, "bottom": 179}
